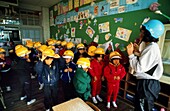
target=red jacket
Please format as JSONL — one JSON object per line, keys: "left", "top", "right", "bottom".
{"left": 88, "top": 59, "right": 104, "bottom": 77}
{"left": 104, "top": 63, "right": 126, "bottom": 83}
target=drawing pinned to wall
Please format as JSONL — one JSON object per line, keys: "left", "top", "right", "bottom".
{"left": 58, "top": 3, "right": 61, "bottom": 15}
{"left": 84, "top": 0, "right": 92, "bottom": 5}
{"left": 70, "top": 16, "right": 74, "bottom": 21}
{"left": 93, "top": 35, "right": 99, "bottom": 43}
{"left": 50, "top": 10, "right": 53, "bottom": 18}
{"left": 114, "top": 18, "right": 123, "bottom": 23}
{"left": 66, "top": 29, "right": 70, "bottom": 34}
{"left": 68, "top": 0, "right": 73, "bottom": 11}
{"left": 80, "top": 0, "right": 85, "bottom": 6}
{"left": 86, "top": 26, "right": 95, "bottom": 38}
{"left": 98, "top": 22, "right": 110, "bottom": 33}
{"left": 78, "top": 10, "right": 89, "bottom": 20}
{"left": 79, "top": 21, "right": 83, "bottom": 29}
{"left": 60, "top": 35, "right": 63, "bottom": 39}
{"left": 94, "top": 6, "right": 99, "bottom": 16}
{"left": 118, "top": 6, "right": 125, "bottom": 13}
{"left": 115, "top": 27, "right": 132, "bottom": 42}
{"left": 105, "top": 33, "right": 112, "bottom": 41}
{"left": 65, "top": 38, "right": 71, "bottom": 42}
{"left": 70, "top": 38, "right": 75, "bottom": 43}
{"left": 94, "top": 19, "right": 97, "bottom": 26}
{"left": 64, "top": 34, "right": 69, "bottom": 39}
{"left": 71, "top": 27, "right": 75, "bottom": 37}
{"left": 74, "top": 0, "right": 79, "bottom": 8}
{"left": 126, "top": 0, "right": 138, "bottom": 4}
{"left": 56, "top": 33, "right": 58, "bottom": 40}
{"left": 75, "top": 38, "right": 82, "bottom": 44}
{"left": 74, "top": 15, "right": 78, "bottom": 22}
{"left": 115, "top": 43, "right": 120, "bottom": 48}
{"left": 110, "top": 0, "right": 119, "bottom": 9}
{"left": 54, "top": 5, "right": 58, "bottom": 11}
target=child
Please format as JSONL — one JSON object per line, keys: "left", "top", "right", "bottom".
{"left": 73, "top": 57, "right": 91, "bottom": 101}
{"left": 104, "top": 51, "right": 126, "bottom": 108}
{"left": 0, "top": 48, "right": 12, "bottom": 92}
{"left": 60, "top": 50, "right": 76, "bottom": 101}
{"left": 73, "top": 43, "right": 88, "bottom": 63}
{"left": 15, "top": 46, "right": 36, "bottom": 105}
{"left": 87, "top": 46, "right": 96, "bottom": 60}
{"left": 88, "top": 47, "right": 105, "bottom": 104}
{"left": 35, "top": 48, "right": 60, "bottom": 111}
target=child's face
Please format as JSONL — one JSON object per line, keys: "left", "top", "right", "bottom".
{"left": 112, "top": 59, "right": 120, "bottom": 65}
{"left": 83, "top": 68, "right": 88, "bottom": 72}
{"left": 97, "top": 54, "right": 103, "bottom": 62}
{"left": 45, "top": 57, "right": 53, "bottom": 66}
{"left": 65, "top": 58, "right": 71, "bottom": 63}
{"left": 78, "top": 48, "right": 85, "bottom": 54}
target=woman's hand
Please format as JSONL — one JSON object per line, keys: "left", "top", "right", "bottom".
{"left": 126, "top": 42, "right": 134, "bottom": 56}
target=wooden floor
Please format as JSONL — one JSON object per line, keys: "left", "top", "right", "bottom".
{"left": 1, "top": 68, "right": 134, "bottom": 111}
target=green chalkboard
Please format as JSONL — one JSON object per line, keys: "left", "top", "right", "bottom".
{"left": 50, "top": 0, "right": 170, "bottom": 49}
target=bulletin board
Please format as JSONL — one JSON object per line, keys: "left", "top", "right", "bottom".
{"left": 50, "top": 0, "right": 170, "bottom": 50}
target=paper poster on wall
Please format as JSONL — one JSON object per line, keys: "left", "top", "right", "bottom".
{"left": 86, "top": 26, "right": 95, "bottom": 38}
{"left": 98, "top": 22, "right": 110, "bottom": 33}
{"left": 50, "top": 10, "right": 53, "bottom": 18}
{"left": 58, "top": 3, "right": 61, "bottom": 15}
{"left": 80, "top": 0, "right": 84, "bottom": 6}
{"left": 62, "top": 5, "right": 68, "bottom": 14}
{"left": 115, "top": 27, "right": 132, "bottom": 42}
{"left": 84, "top": 0, "right": 92, "bottom": 5}
{"left": 70, "top": 38, "right": 75, "bottom": 43}
{"left": 105, "top": 33, "right": 112, "bottom": 41}
{"left": 93, "top": 35, "right": 99, "bottom": 43}
{"left": 71, "top": 27, "right": 75, "bottom": 37}
{"left": 65, "top": 38, "right": 71, "bottom": 42}
{"left": 118, "top": 6, "right": 125, "bottom": 13}
{"left": 54, "top": 5, "right": 57, "bottom": 11}
{"left": 74, "top": 16, "right": 78, "bottom": 22}
{"left": 64, "top": 34, "right": 69, "bottom": 39}
{"left": 74, "top": 0, "right": 79, "bottom": 8}
{"left": 84, "top": 10, "right": 89, "bottom": 19}
{"left": 56, "top": 33, "right": 58, "bottom": 40}
{"left": 75, "top": 38, "right": 82, "bottom": 44}
{"left": 78, "top": 10, "right": 90, "bottom": 20}
{"left": 69, "top": 0, "right": 73, "bottom": 11}
{"left": 126, "top": 0, "right": 138, "bottom": 4}
{"left": 110, "top": 0, "right": 119, "bottom": 9}
{"left": 94, "top": 6, "right": 99, "bottom": 16}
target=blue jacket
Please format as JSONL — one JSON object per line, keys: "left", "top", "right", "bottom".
{"left": 60, "top": 62, "right": 76, "bottom": 83}
{"left": 35, "top": 59, "right": 60, "bottom": 85}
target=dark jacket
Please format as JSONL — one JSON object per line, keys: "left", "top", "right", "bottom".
{"left": 35, "top": 59, "right": 60, "bottom": 85}
{"left": 14, "top": 58, "right": 32, "bottom": 83}
{"left": 0, "top": 57, "right": 12, "bottom": 72}
{"left": 60, "top": 61, "right": 76, "bottom": 83}
{"left": 73, "top": 52, "right": 88, "bottom": 63}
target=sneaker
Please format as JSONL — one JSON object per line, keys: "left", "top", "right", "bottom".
{"left": 106, "top": 102, "right": 110, "bottom": 109}
{"left": 39, "top": 83, "right": 44, "bottom": 90}
{"left": 96, "top": 95, "right": 103, "bottom": 102}
{"left": 92, "top": 97, "right": 98, "bottom": 104}
{"left": 31, "top": 75, "right": 36, "bottom": 79}
{"left": 112, "top": 101, "right": 117, "bottom": 108}
{"left": 6, "top": 86, "right": 11, "bottom": 92}
{"left": 46, "top": 109, "right": 50, "bottom": 111}
{"left": 20, "top": 95, "right": 27, "bottom": 100}
{"left": 27, "top": 99, "right": 36, "bottom": 105}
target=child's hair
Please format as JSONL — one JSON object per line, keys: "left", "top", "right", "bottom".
{"left": 94, "top": 54, "right": 104, "bottom": 59}
{"left": 142, "top": 26, "right": 159, "bottom": 43}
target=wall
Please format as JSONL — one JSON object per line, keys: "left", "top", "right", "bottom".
{"left": 50, "top": 0, "right": 170, "bottom": 48}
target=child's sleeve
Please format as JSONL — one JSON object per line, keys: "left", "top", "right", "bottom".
{"left": 35, "top": 61, "right": 44, "bottom": 75}
{"left": 120, "top": 65, "right": 126, "bottom": 80}
{"left": 88, "top": 61, "right": 96, "bottom": 77}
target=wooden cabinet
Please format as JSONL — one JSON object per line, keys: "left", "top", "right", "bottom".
{"left": 119, "top": 73, "right": 170, "bottom": 111}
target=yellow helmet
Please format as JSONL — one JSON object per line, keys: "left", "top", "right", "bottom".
{"left": 77, "top": 57, "right": 90, "bottom": 68}
{"left": 38, "top": 45, "right": 47, "bottom": 52}
{"left": 48, "top": 40, "right": 55, "bottom": 46}
{"left": 26, "top": 40, "right": 32, "bottom": 44}
{"left": 0, "top": 48, "right": 5, "bottom": 54}
{"left": 56, "top": 40, "right": 61, "bottom": 45}
{"left": 47, "top": 45, "right": 56, "bottom": 50}
{"left": 94, "top": 47, "right": 105, "bottom": 55}
{"left": 63, "top": 50, "right": 74, "bottom": 59}
{"left": 15, "top": 47, "right": 31, "bottom": 57}
{"left": 109, "top": 51, "right": 121, "bottom": 60}
{"left": 61, "top": 41, "right": 67, "bottom": 46}
{"left": 77, "top": 43, "right": 85, "bottom": 49}
{"left": 42, "top": 48, "right": 60, "bottom": 58}
{"left": 26, "top": 42, "right": 33, "bottom": 48}
{"left": 15, "top": 44, "right": 24, "bottom": 51}
{"left": 66, "top": 42, "right": 75, "bottom": 49}
{"left": 88, "top": 46, "right": 97, "bottom": 56}
{"left": 34, "top": 42, "right": 41, "bottom": 48}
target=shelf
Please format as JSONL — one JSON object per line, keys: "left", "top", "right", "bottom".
{"left": 126, "top": 90, "right": 135, "bottom": 95}
{"left": 126, "top": 81, "right": 136, "bottom": 86}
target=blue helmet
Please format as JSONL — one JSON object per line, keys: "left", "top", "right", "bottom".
{"left": 142, "top": 20, "right": 164, "bottom": 38}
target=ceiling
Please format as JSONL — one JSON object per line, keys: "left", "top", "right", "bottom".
{"left": 18, "top": 0, "right": 60, "bottom": 7}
